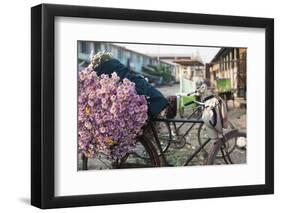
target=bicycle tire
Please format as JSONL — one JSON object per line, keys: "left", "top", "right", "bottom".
{"left": 156, "top": 121, "right": 172, "bottom": 155}
{"left": 218, "top": 131, "right": 246, "bottom": 164}
{"left": 80, "top": 135, "right": 160, "bottom": 170}
{"left": 119, "top": 135, "right": 161, "bottom": 168}
{"left": 198, "top": 121, "right": 236, "bottom": 158}
{"left": 206, "top": 130, "right": 246, "bottom": 165}
{"left": 134, "top": 121, "right": 172, "bottom": 159}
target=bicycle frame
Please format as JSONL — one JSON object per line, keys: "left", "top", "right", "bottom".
{"left": 150, "top": 116, "right": 242, "bottom": 166}
{"left": 175, "top": 105, "right": 203, "bottom": 139}
{"left": 150, "top": 117, "right": 213, "bottom": 166}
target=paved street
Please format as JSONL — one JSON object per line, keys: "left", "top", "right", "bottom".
{"left": 157, "top": 83, "right": 181, "bottom": 97}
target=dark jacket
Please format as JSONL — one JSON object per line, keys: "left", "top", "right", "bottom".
{"left": 94, "top": 59, "right": 168, "bottom": 116}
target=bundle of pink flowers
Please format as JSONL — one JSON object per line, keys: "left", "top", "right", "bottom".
{"left": 78, "top": 67, "right": 148, "bottom": 159}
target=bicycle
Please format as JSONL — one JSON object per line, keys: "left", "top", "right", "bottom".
{"left": 80, "top": 95, "right": 246, "bottom": 169}
{"left": 152, "top": 86, "right": 237, "bottom": 160}
{"left": 150, "top": 98, "right": 246, "bottom": 166}
{"left": 80, "top": 134, "right": 160, "bottom": 170}
{"left": 146, "top": 85, "right": 208, "bottom": 157}
{"left": 178, "top": 84, "right": 206, "bottom": 118}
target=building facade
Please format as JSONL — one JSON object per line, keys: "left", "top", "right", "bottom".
{"left": 206, "top": 48, "right": 247, "bottom": 98}
{"left": 158, "top": 56, "right": 204, "bottom": 83}
{"left": 78, "top": 41, "right": 173, "bottom": 74}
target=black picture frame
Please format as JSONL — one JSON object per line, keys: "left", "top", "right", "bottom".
{"left": 31, "top": 3, "right": 274, "bottom": 209}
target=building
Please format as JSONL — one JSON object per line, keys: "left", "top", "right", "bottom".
{"left": 156, "top": 54, "right": 204, "bottom": 83}
{"left": 206, "top": 48, "right": 247, "bottom": 98}
{"left": 78, "top": 41, "right": 172, "bottom": 73}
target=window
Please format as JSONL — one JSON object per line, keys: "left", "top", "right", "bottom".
{"left": 231, "top": 49, "right": 235, "bottom": 68}
{"left": 81, "top": 42, "right": 87, "bottom": 53}
{"left": 95, "top": 43, "right": 101, "bottom": 52}
{"left": 117, "top": 48, "right": 122, "bottom": 59}
{"left": 226, "top": 56, "right": 228, "bottom": 70}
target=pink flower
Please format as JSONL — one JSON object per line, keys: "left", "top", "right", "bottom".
{"left": 101, "top": 98, "right": 107, "bottom": 104}
{"left": 102, "top": 103, "right": 108, "bottom": 109}
{"left": 110, "top": 106, "right": 116, "bottom": 114}
{"left": 134, "top": 106, "right": 140, "bottom": 113}
{"left": 88, "top": 100, "right": 94, "bottom": 107}
{"left": 100, "top": 127, "right": 106, "bottom": 133}
{"left": 110, "top": 95, "right": 116, "bottom": 101}
{"left": 84, "top": 121, "right": 92, "bottom": 129}
{"left": 78, "top": 68, "right": 148, "bottom": 159}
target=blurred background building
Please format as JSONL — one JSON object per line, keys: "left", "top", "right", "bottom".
{"left": 205, "top": 47, "right": 247, "bottom": 98}
{"left": 78, "top": 41, "right": 170, "bottom": 85}
{"left": 78, "top": 41, "right": 247, "bottom": 106}
{"left": 78, "top": 41, "right": 204, "bottom": 87}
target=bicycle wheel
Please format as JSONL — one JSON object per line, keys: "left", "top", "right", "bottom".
{"left": 198, "top": 121, "right": 236, "bottom": 158}
{"left": 79, "top": 136, "right": 160, "bottom": 170}
{"left": 134, "top": 121, "right": 172, "bottom": 159}
{"left": 155, "top": 121, "right": 172, "bottom": 155}
{"left": 118, "top": 135, "right": 161, "bottom": 168}
{"left": 206, "top": 130, "right": 246, "bottom": 165}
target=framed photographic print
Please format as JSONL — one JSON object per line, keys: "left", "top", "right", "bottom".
{"left": 31, "top": 3, "right": 274, "bottom": 209}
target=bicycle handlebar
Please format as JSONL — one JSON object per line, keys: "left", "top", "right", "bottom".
{"left": 184, "top": 99, "right": 205, "bottom": 107}
{"left": 186, "top": 91, "right": 196, "bottom": 96}
{"left": 185, "top": 83, "right": 207, "bottom": 97}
